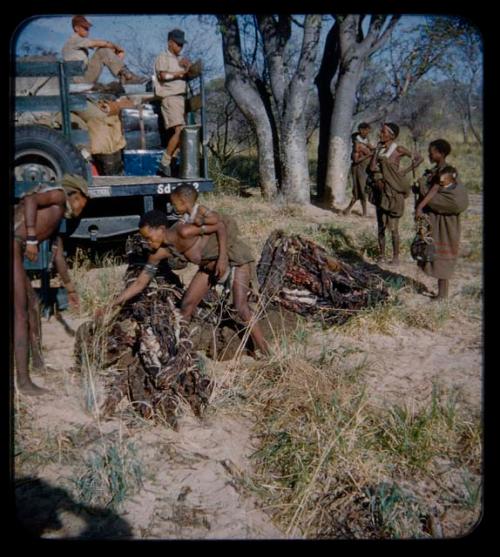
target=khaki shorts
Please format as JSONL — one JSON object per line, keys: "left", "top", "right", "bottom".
{"left": 161, "top": 94, "right": 186, "bottom": 129}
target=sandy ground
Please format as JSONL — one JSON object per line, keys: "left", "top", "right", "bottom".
{"left": 15, "top": 314, "right": 284, "bottom": 540}
{"left": 302, "top": 198, "right": 483, "bottom": 413}
{"left": 14, "top": 194, "right": 482, "bottom": 540}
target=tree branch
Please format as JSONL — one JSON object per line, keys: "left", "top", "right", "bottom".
{"left": 291, "top": 15, "right": 304, "bottom": 28}
{"left": 368, "top": 15, "right": 401, "bottom": 55}
{"left": 361, "top": 14, "right": 386, "bottom": 51}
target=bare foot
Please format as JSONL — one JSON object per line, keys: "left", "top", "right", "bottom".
{"left": 16, "top": 380, "right": 50, "bottom": 396}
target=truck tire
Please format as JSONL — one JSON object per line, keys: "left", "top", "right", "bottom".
{"left": 15, "top": 125, "right": 91, "bottom": 183}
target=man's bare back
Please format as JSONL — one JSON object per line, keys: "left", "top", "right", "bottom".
{"left": 15, "top": 190, "right": 66, "bottom": 241}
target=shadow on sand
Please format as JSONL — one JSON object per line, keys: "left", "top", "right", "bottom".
{"left": 15, "top": 476, "right": 133, "bottom": 540}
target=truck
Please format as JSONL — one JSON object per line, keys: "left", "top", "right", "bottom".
{"left": 14, "top": 57, "right": 214, "bottom": 314}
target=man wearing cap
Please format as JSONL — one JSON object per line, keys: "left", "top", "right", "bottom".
{"left": 62, "top": 15, "right": 143, "bottom": 175}
{"left": 154, "top": 29, "right": 191, "bottom": 177}
{"left": 62, "top": 15, "right": 146, "bottom": 85}
{"left": 368, "top": 122, "right": 423, "bottom": 265}
{"left": 13, "top": 175, "right": 90, "bottom": 396}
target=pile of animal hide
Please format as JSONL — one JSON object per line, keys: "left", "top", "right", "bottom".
{"left": 256, "top": 230, "right": 389, "bottom": 326}
{"left": 74, "top": 235, "right": 212, "bottom": 428}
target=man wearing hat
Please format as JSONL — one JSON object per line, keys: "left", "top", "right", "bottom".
{"left": 154, "top": 29, "right": 191, "bottom": 176}
{"left": 13, "top": 175, "right": 90, "bottom": 396}
{"left": 62, "top": 15, "right": 144, "bottom": 175}
{"left": 62, "top": 15, "right": 146, "bottom": 85}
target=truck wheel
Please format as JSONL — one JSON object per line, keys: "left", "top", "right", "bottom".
{"left": 15, "top": 125, "right": 91, "bottom": 183}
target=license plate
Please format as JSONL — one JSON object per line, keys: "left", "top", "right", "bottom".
{"left": 89, "top": 186, "right": 111, "bottom": 197}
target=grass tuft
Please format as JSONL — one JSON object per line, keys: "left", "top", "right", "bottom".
{"left": 72, "top": 436, "right": 144, "bottom": 509}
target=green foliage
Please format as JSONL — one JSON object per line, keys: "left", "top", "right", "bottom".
{"left": 223, "top": 155, "right": 260, "bottom": 188}
{"left": 367, "top": 482, "right": 429, "bottom": 539}
{"left": 383, "top": 275, "right": 407, "bottom": 291}
{"left": 208, "top": 154, "right": 260, "bottom": 193}
{"left": 373, "top": 386, "right": 470, "bottom": 471}
{"left": 73, "top": 438, "right": 143, "bottom": 510}
{"left": 459, "top": 473, "right": 482, "bottom": 510}
{"left": 252, "top": 429, "right": 317, "bottom": 491}
{"left": 355, "top": 229, "right": 380, "bottom": 259}
{"left": 460, "top": 282, "right": 482, "bottom": 300}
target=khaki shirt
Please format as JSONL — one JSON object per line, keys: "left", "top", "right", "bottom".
{"left": 62, "top": 33, "right": 93, "bottom": 66}
{"left": 154, "top": 49, "right": 186, "bottom": 97}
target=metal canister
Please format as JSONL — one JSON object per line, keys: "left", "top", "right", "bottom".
{"left": 180, "top": 125, "right": 201, "bottom": 179}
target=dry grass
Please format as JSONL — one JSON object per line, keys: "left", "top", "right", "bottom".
{"left": 217, "top": 341, "right": 482, "bottom": 538}
{"left": 199, "top": 178, "right": 482, "bottom": 539}
{"left": 14, "top": 401, "right": 77, "bottom": 475}
{"left": 70, "top": 248, "right": 127, "bottom": 316}
{"left": 341, "top": 295, "right": 460, "bottom": 337}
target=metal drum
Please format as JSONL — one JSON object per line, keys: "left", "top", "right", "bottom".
{"left": 180, "top": 125, "right": 201, "bottom": 179}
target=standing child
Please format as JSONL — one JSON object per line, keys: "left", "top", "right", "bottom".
{"left": 154, "top": 28, "right": 191, "bottom": 177}
{"left": 343, "top": 122, "right": 375, "bottom": 217}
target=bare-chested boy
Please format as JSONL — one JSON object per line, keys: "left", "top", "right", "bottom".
{"left": 368, "top": 122, "right": 423, "bottom": 265}
{"left": 13, "top": 175, "right": 89, "bottom": 395}
{"left": 170, "top": 185, "right": 229, "bottom": 281}
{"left": 111, "top": 197, "right": 270, "bottom": 356}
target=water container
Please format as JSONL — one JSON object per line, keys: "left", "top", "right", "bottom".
{"left": 180, "top": 125, "right": 201, "bottom": 179}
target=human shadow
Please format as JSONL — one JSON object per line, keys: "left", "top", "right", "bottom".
{"left": 15, "top": 476, "right": 133, "bottom": 540}
{"left": 309, "top": 195, "right": 350, "bottom": 215}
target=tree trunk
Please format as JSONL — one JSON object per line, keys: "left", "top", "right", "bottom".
{"left": 315, "top": 21, "right": 340, "bottom": 202}
{"left": 279, "top": 15, "right": 322, "bottom": 204}
{"left": 254, "top": 77, "right": 283, "bottom": 190}
{"left": 324, "top": 60, "right": 364, "bottom": 207}
{"left": 218, "top": 15, "right": 321, "bottom": 201}
{"left": 225, "top": 76, "right": 278, "bottom": 198}
{"left": 218, "top": 16, "right": 278, "bottom": 199}
{"left": 469, "top": 120, "right": 482, "bottom": 145}
{"left": 280, "top": 114, "right": 310, "bottom": 203}
{"left": 466, "top": 102, "right": 482, "bottom": 145}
